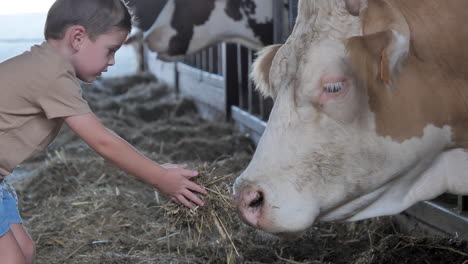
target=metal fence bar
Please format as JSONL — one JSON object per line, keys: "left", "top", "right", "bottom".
{"left": 247, "top": 49, "right": 253, "bottom": 113}
{"left": 224, "top": 43, "right": 239, "bottom": 120}
{"left": 198, "top": 52, "right": 203, "bottom": 69}
{"left": 237, "top": 44, "right": 250, "bottom": 110}
{"left": 259, "top": 89, "right": 265, "bottom": 118}
{"left": 218, "top": 43, "right": 223, "bottom": 76}
{"left": 458, "top": 196, "right": 468, "bottom": 214}
{"left": 273, "top": 0, "right": 285, "bottom": 44}
{"left": 208, "top": 46, "right": 214, "bottom": 74}
{"left": 289, "top": 0, "right": 298, "bottom": 31}
{"left": 202, "top": 49, "right": 207, "bottom": 71}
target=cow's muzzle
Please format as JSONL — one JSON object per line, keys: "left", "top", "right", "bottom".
{"left": 234, "top": 186, "right": 265, "bottom": 228}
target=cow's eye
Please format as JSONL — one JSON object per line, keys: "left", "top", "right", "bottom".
{"left": 323, "top": 82, "right": 344, "bottom": 93}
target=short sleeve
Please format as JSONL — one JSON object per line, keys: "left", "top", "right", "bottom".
{"left": 38, "top": 70, "right": 92, "bottom": 119}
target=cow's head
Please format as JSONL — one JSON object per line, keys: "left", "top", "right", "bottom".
{"left": 233, "top": 0, "right": 468, "bottom": 238}
{"left": 144, "top": 0, "right": 273, "bottom": 61}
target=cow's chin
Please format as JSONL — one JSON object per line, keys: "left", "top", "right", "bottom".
{"left": 253, "top": 210, "right": 318, "bottom": 240}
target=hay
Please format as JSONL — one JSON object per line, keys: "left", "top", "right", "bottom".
{"left": 161, "top": 164, "right": 240, "bottom": 256}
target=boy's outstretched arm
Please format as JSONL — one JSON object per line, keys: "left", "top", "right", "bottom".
{"left": 63, "top": 113, "right": 207, "bottom": 208}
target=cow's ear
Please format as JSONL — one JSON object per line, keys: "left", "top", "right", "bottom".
{"left": 345, "top": 1, "right": 409, "bottom": 86}
{"left": 346, "top": 31, "right": 391, "bottom": 87}
{"left": 251, "top": 44, "right": 282, "bottom": 99}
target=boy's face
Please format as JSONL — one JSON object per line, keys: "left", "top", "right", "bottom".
{"left": 72, "top": 29, "right": 128, "bottom": 83}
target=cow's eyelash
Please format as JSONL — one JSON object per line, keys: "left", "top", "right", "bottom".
{"left": 323, "top": 82, "right": 344, "bottom": 93}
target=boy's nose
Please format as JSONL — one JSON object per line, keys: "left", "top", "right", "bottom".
{"left": 108, "top": 55, "right": 115, "bottom": 66}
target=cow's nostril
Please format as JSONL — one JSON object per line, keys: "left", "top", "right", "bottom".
{"left": 236, "top": 187, "right": 265, "bottom": 228}
{"left": 249, "top": 191, "right": 264, "bottom": 208}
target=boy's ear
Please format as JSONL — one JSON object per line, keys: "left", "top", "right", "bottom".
{"left": 68, "top": 25, "right": 87, "bottom": 51}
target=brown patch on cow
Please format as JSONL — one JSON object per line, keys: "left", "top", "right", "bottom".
{"left": 346, "top": 0, "right": 468, "bottom": 148}
{"left": 251, "top": 44, "right": 282, "bottom": 98}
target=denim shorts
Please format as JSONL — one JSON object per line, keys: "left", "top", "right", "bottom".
{"left": 0, "top": 180, "right": 23, "bottom": 237}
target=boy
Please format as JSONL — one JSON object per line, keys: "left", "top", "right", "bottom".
{"left": 0, "top": 0, "right": 207, "bottom": 263}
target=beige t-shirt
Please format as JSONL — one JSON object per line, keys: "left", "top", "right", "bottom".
{"left": 0, "top": 42, "right": 92, "bottom": 178}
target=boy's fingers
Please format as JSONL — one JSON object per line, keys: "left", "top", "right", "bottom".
{"left": 182, "top": 189, "right": 204, "bottom": 207}
{"left": 182, "top": 169, "right": 198, "bottom": 178}
{"left": 171, "top": 197, "right": 181, "bottom": 205}
{"left": 177, "top": 164, "right": 188, "bottom": 169}
{"left": 187, "top": 181, "right": 207, "bottom": 195}
{"left": 177, "top": 195, "right": 195, "bottom": 209}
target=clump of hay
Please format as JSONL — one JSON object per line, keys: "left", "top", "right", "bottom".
{"left": 161, "top": 163, "right": 240, "bottom": 256}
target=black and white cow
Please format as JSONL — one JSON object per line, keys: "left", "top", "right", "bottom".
{"left": 139, "top": 0, "right": 274, "bottom": 61}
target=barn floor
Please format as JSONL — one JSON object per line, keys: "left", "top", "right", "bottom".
{"left": 10, "top": 73, "right": 468, "bottom": 263}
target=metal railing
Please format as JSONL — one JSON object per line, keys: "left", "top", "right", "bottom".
{"left": 182, "top": 45, "right": 223, "bottom": 76}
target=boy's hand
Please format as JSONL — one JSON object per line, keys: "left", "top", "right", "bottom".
{"left": 157, "top": 163, "right": 207, "bottom": 209}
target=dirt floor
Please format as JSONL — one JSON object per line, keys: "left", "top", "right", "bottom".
{"left": 12, "top": 73, "right": 467, "bottom": 263}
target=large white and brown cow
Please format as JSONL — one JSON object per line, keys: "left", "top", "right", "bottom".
{"left": 143, "top": 0, "right": 274, "bottom": 61}
{"left": 233, "top": 0, "right": 468, "bottom": 238}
